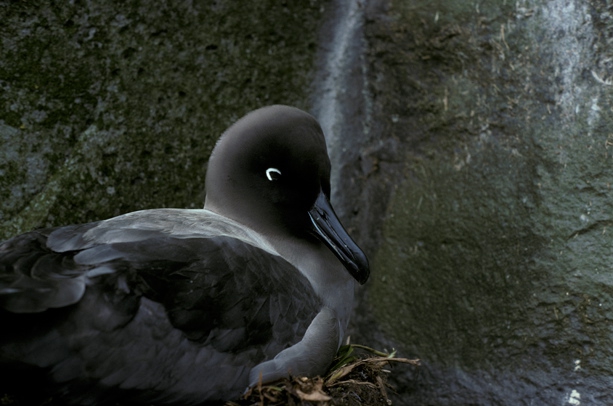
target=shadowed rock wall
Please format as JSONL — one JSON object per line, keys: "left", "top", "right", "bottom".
{"left": 344, "top": 0, "right": 613, "bottom": 404}
{"left": 0, "top": 0, "right": 325, "bottom": 240}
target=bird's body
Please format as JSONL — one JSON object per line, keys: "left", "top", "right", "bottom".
{"left": 0, "top": 106, "right": 369, "bottom": 405}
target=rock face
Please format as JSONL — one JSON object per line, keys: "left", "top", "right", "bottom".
{"left": 0, "top": 1, "right": 324, "bottom": 240}
{"left": 336, "top": 0, "right": 613, "bottom": 404}
{"left": 3, "top": 0, "right": 613, "bottom": 404}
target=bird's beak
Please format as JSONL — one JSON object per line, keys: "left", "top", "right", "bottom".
{"left": 308, "top": 191, "right": 370, "bottom": 285}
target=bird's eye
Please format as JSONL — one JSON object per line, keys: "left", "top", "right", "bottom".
{"left": 265, "top": 168, "right": 282, "bottom": 181}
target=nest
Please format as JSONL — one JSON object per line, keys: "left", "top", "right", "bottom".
{"left": 227, "top": 345, "right": 420, "bottom": 406}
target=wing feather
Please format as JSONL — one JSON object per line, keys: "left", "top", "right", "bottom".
{"left": 0, "top": 229, "right": 89, "bottom": 313}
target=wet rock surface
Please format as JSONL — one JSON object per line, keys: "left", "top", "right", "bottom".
{"left": 342, "top": 0, "right": 613, "bottom": 404}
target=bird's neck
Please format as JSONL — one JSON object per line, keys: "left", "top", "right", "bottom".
{"left": 264, "top": 233, "right": 356, "bottom": 332}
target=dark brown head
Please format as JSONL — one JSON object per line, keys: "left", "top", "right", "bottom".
{"left": 204, "top": 105, "right": 369, "bottom": 284}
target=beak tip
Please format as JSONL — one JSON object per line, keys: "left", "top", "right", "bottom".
{"left": 355, "top": 259, "right": 370, "bottom": 285}
{"left": 309, "top": 191, "right": 371, "bottom": 285}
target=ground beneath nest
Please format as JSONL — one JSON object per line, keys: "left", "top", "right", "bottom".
{"left": 227, "top": 345, "right": 420, "bottom": 406}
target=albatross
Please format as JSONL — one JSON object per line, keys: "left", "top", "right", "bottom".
{"left": 0, "top": 105, "right": 369, "bottom": 405}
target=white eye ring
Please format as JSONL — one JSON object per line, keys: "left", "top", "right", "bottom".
{"left": 266, "top": 168, "right": 281, "bottom": 181}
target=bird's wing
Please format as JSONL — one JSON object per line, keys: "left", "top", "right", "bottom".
{"left": 1, "top": 211, "right": 334, "bottom": 403}
{"left": 1, "top": 218, "right": 321, "bottom": 351}
{"left": 0, "top": 225, "right": 98, "bottom": 313}
{"left": 1, "top": 218, "right": 325, "bottom": 402}
{"left": 93, "top": 233, "right": 322, "bottom": 354}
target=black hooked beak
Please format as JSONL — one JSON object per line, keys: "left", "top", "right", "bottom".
{"left": 307, "top": 191, "right": 370, "bottom": 285}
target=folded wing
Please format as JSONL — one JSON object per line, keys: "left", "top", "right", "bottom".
{"left": 0, "top": 215, "right": 322, "bottom": 403}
